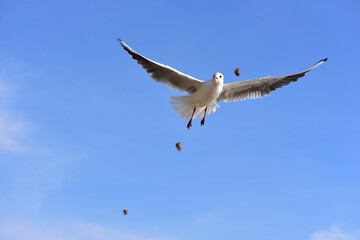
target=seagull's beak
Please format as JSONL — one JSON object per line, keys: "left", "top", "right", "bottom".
{"left": 214, "top": 76, "right": 218, "bottom": 80}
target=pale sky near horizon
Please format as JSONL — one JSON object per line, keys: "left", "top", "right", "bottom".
{"left": 0, "top": 0, "right": 359, "bottom": 240}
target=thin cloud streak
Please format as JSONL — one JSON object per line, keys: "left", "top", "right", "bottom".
{"left": 0, "top": 115, "right": 25, "bottom": 152}
{"left": 0, "top": 74, "right": 28, "bottom": 153}
{"left": 0, "top": 221, "right": 175, "bottom": 240}
{"left": 311, "top": 225, "right": 360, "bottom": 240}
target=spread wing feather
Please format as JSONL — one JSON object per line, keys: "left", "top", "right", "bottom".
{"left": 117, "top": 39, "right": 203, "bottom": 94}
{"left": 217, "top": 58, "right": 327, "bottom": 102}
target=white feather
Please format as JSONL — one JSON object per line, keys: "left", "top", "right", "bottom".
{"left": 170, "top": 95, "right": 220, "bottom": 119}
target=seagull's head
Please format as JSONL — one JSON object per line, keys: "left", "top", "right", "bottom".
{"left": 213, "top": 72, "right": 224, "bottom": 84}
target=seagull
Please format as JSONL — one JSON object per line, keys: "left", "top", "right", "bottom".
{"left": 117, "top": 39, "right": 327, "bottom": 129}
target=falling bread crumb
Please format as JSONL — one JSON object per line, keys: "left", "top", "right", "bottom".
{"left": 235, "top": 68, "right": 240, "bottom": 76}
{"left": 176, "top": 142, "right": 182, "bottom": 151}
{"left": 123, "top": 209, "right": 128, "bottom": 215}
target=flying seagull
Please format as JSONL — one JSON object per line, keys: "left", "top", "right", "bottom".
{"left": 117, "top": 39, "right": 327, "bottom": 129}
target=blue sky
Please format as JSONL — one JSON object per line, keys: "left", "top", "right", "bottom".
{"left": 0, "top": 0, "right": 359, "bottom": 239}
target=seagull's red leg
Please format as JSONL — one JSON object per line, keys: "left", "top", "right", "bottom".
{"left": 201, "top": 107, "right": 207, "bottom": 126}
{"left": 187, "top": 106, "right": 196, "bottom": 129}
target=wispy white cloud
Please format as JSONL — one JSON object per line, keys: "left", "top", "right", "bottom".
{"left": 311, "top": 225, "right": 360, "bottom": 240}
{"left": 0, "top": 222, "right": 65, "bottom": 240}
{"left": 0, "top": 70, "right": 28, "bottom": 153}
{"left": 0, "top": 221, "right": 174, "bottom": 240}
{"left": 0, "top": 114, "right": 25, "bottom": 152}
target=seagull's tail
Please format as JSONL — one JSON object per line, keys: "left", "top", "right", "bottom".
{"left": 170, "top": 96, "right": 220, "bottom": 120}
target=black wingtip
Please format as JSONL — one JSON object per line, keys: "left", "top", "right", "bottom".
{"left": 116, "top": 38, "right": 123, "bottom": 44}
{"left": 316, "top": 58, "right": 328, "bottom": 64}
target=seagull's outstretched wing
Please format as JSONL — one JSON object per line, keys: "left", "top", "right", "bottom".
{"left": 217, "top": 58, "right": 327, "bottom": 102}
{"left": 117, "top": 39, "right": 203, "bottom": 94}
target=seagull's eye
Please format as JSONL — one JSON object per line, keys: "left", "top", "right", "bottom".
{"left": 220, "top": 75, "right": 222, "bottom": 78}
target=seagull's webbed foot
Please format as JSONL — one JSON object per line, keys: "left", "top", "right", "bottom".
{"left": 187, "top": 119, "right": 193, "bottom": 129}
{"left": 187, "top": 106, "right": 196, "bottom": 130}
{"left": 200, "top": 107, "right": 207, "bottom": 126}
